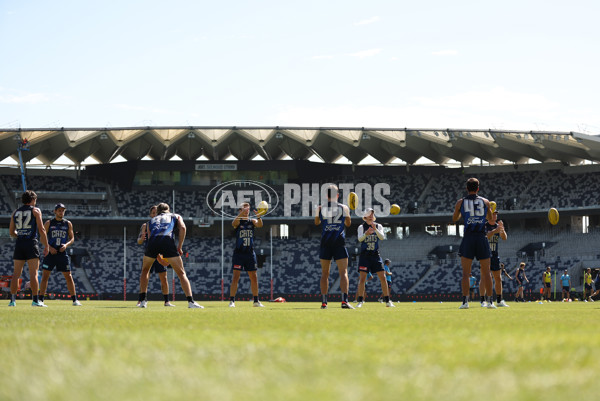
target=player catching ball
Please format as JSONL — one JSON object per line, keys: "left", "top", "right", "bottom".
{"left": 229, "top": 202, "right": 264, "bottom": 307}
{"left": 356, "top": 208, "right": 394, "bottom": 308}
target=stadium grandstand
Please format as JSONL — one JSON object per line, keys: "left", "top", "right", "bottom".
{"left": 2, "top": 126, "right": 600, "bottom": 302}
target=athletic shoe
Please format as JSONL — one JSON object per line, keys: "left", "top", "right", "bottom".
{"left": 229, "top": 301, "right": 235, "bottom": 308}
{"left": 480, "top": 301, "right": 488, "bottom": 308}
{"left": 498, "top": 300, "right": 509, "bottom": 307}
{"left": 585, "top": 299, "right": 588, "bottom": 302}
{"left": 138, "top": 300, "right": 147, "bottom": 308}
{"left": 590, "top": 298, "right": 595, "bottom": 302}
{"left": 459, "top": 302, "right": 469, "bottom": 309}
{"left": 341, "top": 302, "right": 355, "bottom": 309}
{"left": 164, "top": 301, "right": 175, "bottom": 307}
{"left": 73, "top": 300, "right": 82, "bottom": 306}
{"left": 253, "top": 301, "right": 264, "bottom": 307}
{"left": 377, "top": 297, "right": 384, "bottom": 303}
{"left": 386, "top": 301, "right": 396, "bottom": 308}
{"left": 8, "top": 301, "right": 16, "bottom": 307}
{"left": 32, "top": 301, "right": 48, "bottom": 307}
{"left": 487, "top": 302, "right": 497, "bottom": 309}
{"left": 320, "top": 303, "right": 328, "bottom": 309}
{"left": 356, "top": 301, "right": 364, "bottom": 308}
{"left": 188, "top": 301, "right": 204, "bottom": 309}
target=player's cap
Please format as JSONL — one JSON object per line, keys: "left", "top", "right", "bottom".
{"left": 54, "top": 203, "right": 66, "bottom": 210}
{"left": 384, "top": 259, "right": 391, "bottom": 264}
{"left": 362, "top": 208, "right": 375, "bottom": 220}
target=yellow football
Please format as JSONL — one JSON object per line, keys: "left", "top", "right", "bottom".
{"left": 548, "top": 207, "right": 559, "bottom": 225}
{"left": 348, "top": 192, "right": 358, "bottom": 210}
{"left": 390, "top": 204, "right": 401, "bottom": 215}
{"left": 257, "top": 200, "right": 269, "bottom": 216}
{"left": 489, "top": 201, "right": 497, "bottom": 213}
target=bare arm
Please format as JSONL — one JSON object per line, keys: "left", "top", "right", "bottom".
{"left": 343, "top": 205, "right": 351, "bottom": 227}
{"left": 253, "top": 212, "right": 263, "bottom": 228}
{"left": 35, "top": 208, "right": 49, "bottom": 257}
{"left": 177, "top": 216, "right": 186, "bottom": 255}
{"left": 62, "top": 221, "right": 75, "bottom": 251}
{"left": 9, "top": 211, "right": 16, "bottom": 238}
{"left": 137, "top": 223, "right": 147, "bottom": 245}
{"left": 44, "top": 220, "right": 57, "bottom": 255}
{"left": 314, "top": 205, "right": 322, "bottom": 226}
{"left": 452, "top": 199, "right": 463, "bottom": 222}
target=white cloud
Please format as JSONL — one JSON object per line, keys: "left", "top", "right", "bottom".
{"left": 312, "top": 55, "right": 335, "bottom": 60}
{"left": 347, "top": 48, "right": 382, "bottom": 58}
{"left": 355, "top": 16, "right": 380, "bottom": 26}
{"left": 431, "top": 49, "right": 458, "bottom": 56}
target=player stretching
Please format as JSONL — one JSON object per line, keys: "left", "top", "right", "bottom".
{"left": 229, "top": 202, "right": 264, "bottom": 308}
{"left": 514, "top": 262, "right": 529, "bottom": 302}
{"left": 453, "top": 177, "right": 494, "bottom": 309}
{"left": 315, "top": 184, "right": 353, "bottom": 309}
{"left": 139, "top": 203, "right": 202, "bottom": 308}
{"left": 356, "top": 209, "right": 394, "bottom": 308}
{"left": 38, "top": 203, "right": 82, "bottom": 306}
{"left": 482, "top": 210, "right": 509, "bottom": 307}
{"left": 8, "top": 190, "right": 49, "bottom": 307}
{"left": 137, "top": 205, "right": 174, "bottom": 307}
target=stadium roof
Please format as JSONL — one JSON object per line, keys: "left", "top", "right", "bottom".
{"left": 1, "top": 126, "right": 600, "bottom": 166}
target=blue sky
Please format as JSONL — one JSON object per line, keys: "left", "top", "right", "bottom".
{"left": 1, "top": 0, "right": 599, "bottom": 133}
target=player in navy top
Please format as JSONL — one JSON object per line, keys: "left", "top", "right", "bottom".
{"left": 8, "top": 190, "right": 49, "bottom": 307}
{"left": 514, "top": 262, "right": 529, "bottom": 302}
{"left": 481, "top": 210, "right": 509, "bottom": 307}
{"left": 229, "top": 202, "right": 264, "bottom": 307}
{"left": 38, "top": 203, "right": 81, "bottom": 306}
{"left": 137, "top": 205, "right": 173, "bottom": 307}
{"left": 140, "top": 203, "right": 202, "bottom": 308}
{"left": 453, "top": 178, "right": 493, "bottom": 309}
{"left": 355, "top": 208, "right": 394, "bottom": 308}
{"left": 315, "top": 185, "right": 353, "bottom": 309}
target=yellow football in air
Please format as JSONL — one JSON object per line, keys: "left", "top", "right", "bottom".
{"left": 348, "top": 192, "right": 358, "bottom": 210}
{"left": 548, "top": 207, "right": 559, "bottom": 225}
{"left": 390, "top": 204, "right": 401, "bottom": 215}
{"left": 257, "top": 200, "right": 269, "bottom": 216}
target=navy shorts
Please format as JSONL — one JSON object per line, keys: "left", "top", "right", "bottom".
{"left": 585, "top": 283, "right": 592, "bottom": 291}
{"left": 232, "top": 252, "right": 257, "bottom": 272}
{"left": 13, "top": 239, "right": 40, "bottom": 261}
{"left": 145, "top": 237, "right": 179, "bottom": 258}
{"left": 490, "top": 257, "right": 501, "bottom": 271}
{"left": 358, "top": 254, "right": 384, "bottom": 275}
{"left": 42, "top": 253, "right": 70, "bottom": 272}
{"left": 562, "top": 285, "right": 570, "bottom": 292}
{"left": 545, "top": 283, "right": 551, "bottom": 288}
{"left": 459, "top": 234, "right": 491, "bottom": 260}
{"left": 319, "top": 245, "right": 348, "bottom": 261}
{"left": 150, "top": 260, "right": 167, "bottom": 274}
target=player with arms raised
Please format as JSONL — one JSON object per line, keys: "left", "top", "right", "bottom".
{"left": 315, "top": 184, "right": 353, "bottom": 309}
{"left": 8, "top": 190, "right": 49, "bottom": 307}
{"left": 38, "top": 203, "right": 82, "bottom": 306}
{"left": 453, "top": 178, "right": 494, "bottom": 309}
{"left": 355, "top": 208, "right": 394, "bottom": 308}
{"left": 139, "top": 203, "right": 202, "bottom": 308}
{"left": 229, "top": 202, "right": 264, "bottom": 308}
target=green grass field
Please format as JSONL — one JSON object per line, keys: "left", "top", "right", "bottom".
{"left": 1, "top": 299, "right": 598, "bottom": 401}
